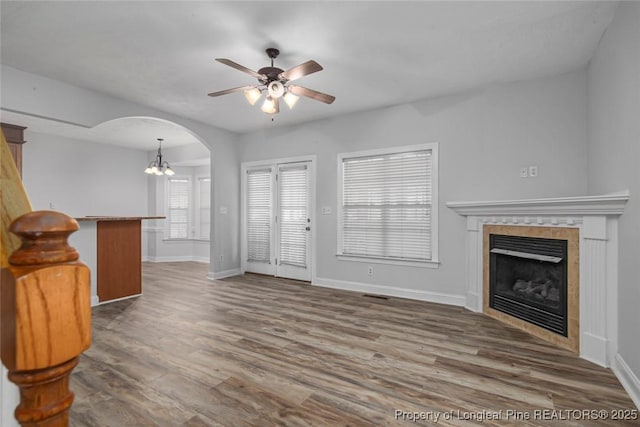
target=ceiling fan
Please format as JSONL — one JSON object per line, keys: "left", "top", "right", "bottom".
{"left": 208, "top": 48, "right": 335, "bottom": 115}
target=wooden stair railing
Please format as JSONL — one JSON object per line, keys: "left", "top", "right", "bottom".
{"left": 1, "top": 130, "right": 91, "bottom": 426}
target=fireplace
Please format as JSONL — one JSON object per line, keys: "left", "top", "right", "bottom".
{"left": 447, "top": 192, "right": 629, "bottom": 366}
{"left": 489, "top": 234, "right": 568, "bottom": 336}
{"left": 481, "top": 225, "right": 579, "bottom": 353}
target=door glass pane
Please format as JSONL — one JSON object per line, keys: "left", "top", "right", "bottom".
{"left": 246, "top": 168, "right": 272, "bottom": 263}
{"left": 278, "top": 165, "right": 308, "bottom": 268}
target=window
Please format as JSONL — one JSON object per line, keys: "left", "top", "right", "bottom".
{"left": 338, "top": 143, "right": 438, "bottom": 266}
{"left": 166, "top": 175, "right": 211, "bottom": 241}
{"left": 167, "top": 177, "right": 190, "bottom": 239}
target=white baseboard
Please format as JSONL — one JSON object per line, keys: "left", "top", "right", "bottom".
{"left": 612, "top": 353, "right": 640, "bottom": 410}
{"left": 90, "top": 295, "right": 100, "bottom": 307}
{"left": 580, "top": 332, "right": 609, "bottom": 368}
{"left": 144, "top": 256, "right": 209, "bottom": 263}
{"left": 208, "top": 268, "right": 242, "bottom": 280}
{"left": 313, "top": 277, "right": 466, "bottom": 307}
{"left": 465, "top": 291, "right": 481, "bottom": 312}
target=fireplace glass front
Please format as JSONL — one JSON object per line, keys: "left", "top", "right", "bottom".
{"left": 489, "top": 234, "right": 568, "bottom": 336}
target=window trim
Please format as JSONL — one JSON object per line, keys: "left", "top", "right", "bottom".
{"left": 337, "top": 143, "right": 439, "bottom": 267}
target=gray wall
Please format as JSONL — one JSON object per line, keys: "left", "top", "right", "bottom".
{"left": 239, "top": 71, "right": 588, "bottom": 297}
{"left": 22, "top": 131, "right": 148, "bottom": 217}
{"left": 587, "top": 1, "right": 640, "bottom": 393}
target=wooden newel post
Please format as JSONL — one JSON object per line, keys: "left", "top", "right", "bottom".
{"left": 1, "top": 211, "right": 91, "bottom": 427}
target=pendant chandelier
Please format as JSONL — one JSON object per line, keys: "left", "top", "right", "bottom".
{"left": 144, "top": 138, "right": 175, "bottom": 176}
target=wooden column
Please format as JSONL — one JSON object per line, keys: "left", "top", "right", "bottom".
{"left": 1, "top": 213, "right": 91, "bottom": 426}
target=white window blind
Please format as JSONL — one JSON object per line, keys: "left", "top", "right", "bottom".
{"left": 278, "top": 165, "right": 308, "bottom": 268}
{"left": 341, "top": 149, "right": 433, "bottom": 261}
{"left": 198, "top": 177, "right": 211, "bottom": 240}
{"left": 168, "top": 177, "right": 190, "bottom": 239}
{"left": 246, "top": 168, "right": 272, "bottom": 263}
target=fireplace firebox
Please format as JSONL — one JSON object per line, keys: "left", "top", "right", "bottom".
{"left": 489, "top": 234, "right": 568, "bottom": 336}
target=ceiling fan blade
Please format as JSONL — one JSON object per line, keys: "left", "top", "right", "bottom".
{"left": 288, "top": 85, "right": 335, "bottom": 104}
{"left": 208, "top": 85, "right": 256, "bottom": 97}
{"left": 215, "top": 58, "right": 265, "bottom": 79}
{"left": 279, "top": 60, "right": 323, "bottom": 82}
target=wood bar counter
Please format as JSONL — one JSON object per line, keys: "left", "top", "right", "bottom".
{"left": 76, "top": 216, "right": 163, "bottom": 303}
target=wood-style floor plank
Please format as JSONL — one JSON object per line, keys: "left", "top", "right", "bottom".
{"left": 70, "top": 262, "right": 639, "bottom": 426}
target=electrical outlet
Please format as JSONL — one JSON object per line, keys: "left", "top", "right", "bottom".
{"left": 219, "top": 255, "right": 224, "bottom": 265}
{"left": 367, "top": 266, "right": 374, "bottom": 276}
{"left": 321, "top": 206, "right": 332, "bottom": 215}
{"left": 528, "top": 165, "right": 538, "bottom": 177}
{"left": 520, "top": 167, "right": 528, "bottom": 178}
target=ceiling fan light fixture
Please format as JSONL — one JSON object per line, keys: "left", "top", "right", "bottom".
{"left": 283, "top": 92, "right": 299, "bottom": 109}
{"left": 211, "top": 48, "right": 334, "bottom": 116}
{"left": 244, "top": 87, "right": 262, "bottom": 106}
{"left": 267, "top": 81, "right": 285, "bottom": 99}
{"left": 261, "top": 96, "right": 275, "bottom": 114}
{"left": 261, "top": 96, "right": 279, "bottom": 114}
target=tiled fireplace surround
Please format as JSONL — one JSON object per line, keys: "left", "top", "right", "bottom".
{"left": 447, "top": 193, "right": 629, "bottom": 368}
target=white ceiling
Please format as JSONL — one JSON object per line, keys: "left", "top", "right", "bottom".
{"left": 0, "top": 1, "right": 617, "bottom": 148}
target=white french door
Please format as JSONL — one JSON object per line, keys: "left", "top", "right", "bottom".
{"left": 243, "top": 161, "right": 312, "bottom": 281}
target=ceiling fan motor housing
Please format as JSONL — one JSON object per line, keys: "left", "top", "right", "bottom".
{"left": 258, "top": 66, "right": 285, "bottom": 83}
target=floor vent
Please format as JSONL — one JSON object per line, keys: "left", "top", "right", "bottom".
{"left": 363, "top": 294, "right": 389, "bottom": 300}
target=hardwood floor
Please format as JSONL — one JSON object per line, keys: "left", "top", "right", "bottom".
{"left": 70, "top": 262, "right": 638, "bottom": 426}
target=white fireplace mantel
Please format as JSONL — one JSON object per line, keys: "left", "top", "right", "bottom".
{"left": 446, "top": 192, "right": 629, "bottom": 216}
{"left": 447, "top": 192, "right": 629, "bottom": 368}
